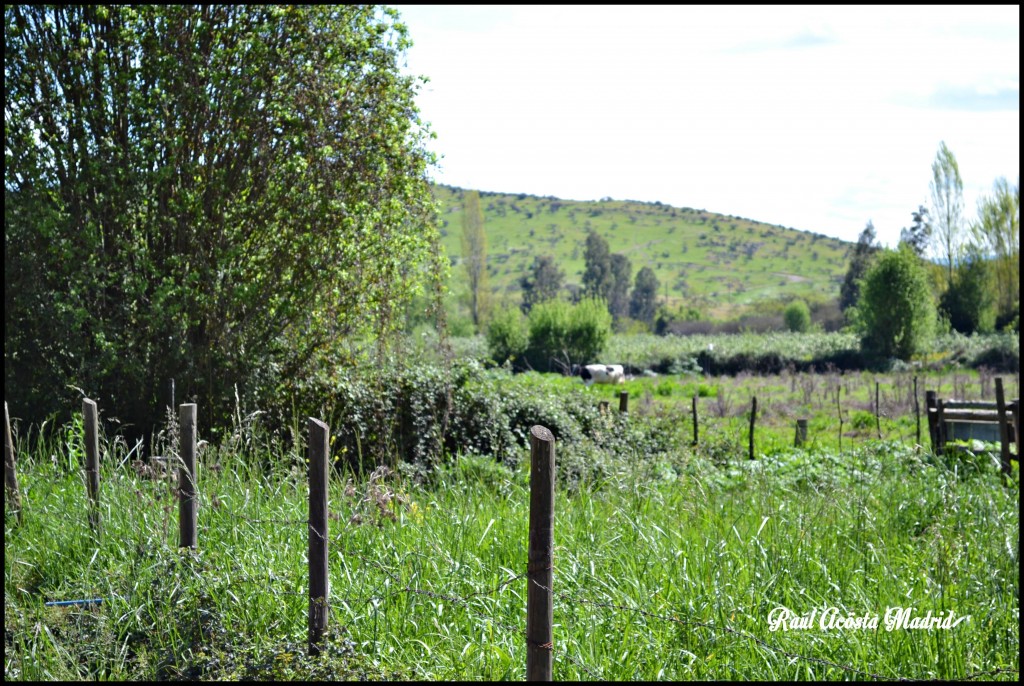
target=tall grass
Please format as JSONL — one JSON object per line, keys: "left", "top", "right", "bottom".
{"left": 4, "top": 411, "right": 1018, "bottom": 680}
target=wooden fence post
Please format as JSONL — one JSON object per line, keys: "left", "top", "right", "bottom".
{"left": 527, "top": 425, "right": 555, "bottom": 681}
{"left": 935, "top": 398, "right": 947, "bottom": 455}
{"left": 178, "top": 404, "right": 198, "bottom": 549}
{"left": 794, "top": 418, "right": 808, "bottom": 448}
{"left": 618, "top": 391, "right": 629, "bottom": 414}
{"left": 1011, "top": 399, "right": 1020, "bottom": 458}
{"left": 83, "top": 398, "right": 101, "bottom": 537}
{"left": 308, "top": 418, "right": 330, "bottom": 656}
{"left": 914, "top": 376, "right": 921, "bottom": 449}
{"left": 875, "top": 381, "right": 882, "bottom": 440}
{"left": 5, "top": 402, "right": 23, "bottom": 526}
{"left": 691, "top": 395, "right": 699, "bottom": 446}
{"left": 925, "top": 390, "right": 938, "bottom": 454}
{"left": 995, "top": 378, "right": 1011, "bottom": 475}
{"left": 748, "top": 396, "right": 757, "bottom": 460}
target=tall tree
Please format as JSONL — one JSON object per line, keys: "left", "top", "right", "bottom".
{"left": 929, "top": 141, "right": 964, "bottom": 285}
{"left": 839, "top": 221, "right": 879, "bottom": 312}
{"left": 898, "top": 205, "right": 932, "bottom": 258}
{"left": 4, "top": 5, "right": 439, "bottom": 435}
{"left": 608, "top": 253, "right": 632, "bottom": 321}
{"left": 581, "top": 231, "right": 613, "bottom": 301}
{"left": 939, "top": 245, "right": 996, "bottom": 335}
{"left": 461, "top": 190, "right": 488, "bottom": 329}
{"left": 629, "top": 266, "right": 660, "bottom": 326}
{"left": 519, "top": 255, "right": 564, "bottom": 314}
{"left": 972, "top": 177, "right": 1019, "bottom": 325}
{"left": 857, "top": 244, "right": 937, "bottom": 361}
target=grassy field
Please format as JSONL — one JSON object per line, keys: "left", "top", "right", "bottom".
{"left": 431, "top": 184, "right": 852, "bottom": 320}
{"left": 4, "top": 360, "right": 1020, "bottom": 680}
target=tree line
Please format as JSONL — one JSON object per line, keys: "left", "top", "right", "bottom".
{"left": 462, "top": 190, "right": 662, "bottom": 332}
{"left": 840, "top": 142, "right": 1018, "bottom": 360}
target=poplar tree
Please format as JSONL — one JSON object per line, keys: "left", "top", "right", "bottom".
{"left": 929, "top": 141, "right": 964, "bottom": 286}
{"left": 971, "top": 177, "right": 1019, "bottom": 326}
{"left": 461, "top": 190, "right": 489, "bottom": 329}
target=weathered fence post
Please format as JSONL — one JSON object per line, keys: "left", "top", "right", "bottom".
{"left": 1011, "top": 398, "right": 1020, "bottom": 458}
{"left": 995, "top": 378, "right": 1011, "bottom": 475}
{"left": 618, "top": 390, "right": 629, "bottom": 414}
{"left": 935, "top": 398, "right": 947, "bottom": 455}
{"left": 527, "top": 425, "right": 555, "bottom": 681}
{"left": 925, "top": 390, "right": 938, "bottom": 454}
{"left": 5, "top": 402, "right": 23, "bottom": 526}
{"left": 691, "top": 395, "right": 699, "bottom": 446}
{"left": 875, "top": 381, "right": 882, "bottom": 440}
{"left": 178, "top": 403, "right": 198, "bottom": 549}
{"left": 794, "top": 418, "right": 808, "bottom": 448}
{"left": 83, "top": 398, "right": 101, "bottom": 536}
{"left": 913, "top": 376, "right": 921, "bottom": 449}
{"left": 308, "top": 418, "right": 330, "bottom": 656}
{"left": 748, "top": 396, "right": 757, "bottom": 460}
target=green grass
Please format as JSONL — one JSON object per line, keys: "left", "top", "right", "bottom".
{"left": 432, "top": 184, "right": 852, "bottom": 319}
{"left": 4, "top": 404, "right": 1019, "bottom": 680}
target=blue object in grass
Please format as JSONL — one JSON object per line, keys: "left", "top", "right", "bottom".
{"left": 44, "top": 598, "right": 104, "bottom": 607}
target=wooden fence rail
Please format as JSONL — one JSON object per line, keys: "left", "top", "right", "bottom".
{"left": 926, "top": 377, "right": 1019, "bottom": 474}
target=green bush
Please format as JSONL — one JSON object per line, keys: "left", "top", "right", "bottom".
{"left": 485, "top": 306, "right": 528, "bottom": 366}
{"left": 857, "top": 245, "right": 937, "bottom": 361}
{"left": 567, "top": 298, "right": 613, "bottom": 365}
{"left": 939, "top": 250, "right": 996, "bottom": 335}
{"left": 524, "top": 299, "right": 573, "bottom": 372}
{"left": 783, "top": 300, "right": 812, "bottom": 333}
{"left": 523, "top": 298, "right": 611, "bottom": 372}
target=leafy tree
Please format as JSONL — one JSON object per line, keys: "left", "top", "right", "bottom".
{"left": 856, "top": 245, "right": 937, "bottom": 361}
{"left": 898, "top": 205, "right": 932, "bottom": 258}
{"left": 485, "top": 305, "right": 528, "bottom": 366}
{"left": 629, "top": 267, "right": 660, "bottom": 326}
{"left": 608, "top": 253, "right": 632, "bottom": 321}
{"left": 783, "top": 300, "right": 812, "bottom": 333}
{"left": 939, "top": 246, "right": 996, "bottom": 335}
{"left": 581, "top": 231, "right": 613, "bottom": 301}
{"left": 971, "top": 177, "right": 1019, "bottom": 327}
{"left": 461, "top": 189, "right": 489, "bottom": 330}
{"left": 839, "top": 221, "right": 879, "bottom": 312}
{"left": 519, "top": 255, "right": 564, "bottom": 314}
{"left": 524, "top": 298, "right": 611, "bottom": 372}
{"left": 929, "top": 141, "right": 964, "bottom": 285}
{"left": 4, "top": 6, "right": 438, "bottom": 435}
{"left": 567, "top": 298, "right": 613, "bottom": 366}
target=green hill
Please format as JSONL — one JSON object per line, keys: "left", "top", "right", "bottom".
{"left": 431, "top": 184, "right": 853, "bottom": 320}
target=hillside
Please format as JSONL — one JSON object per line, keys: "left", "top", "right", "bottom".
{"left": 431, "top": 185, "right": 854, "bottom": 320}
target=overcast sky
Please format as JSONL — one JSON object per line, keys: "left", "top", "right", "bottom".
{"left": 392, "top": 4, "right": 1019, "bottom": 247}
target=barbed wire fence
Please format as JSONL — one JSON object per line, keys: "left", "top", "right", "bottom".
{"left": 7, "top": 397, "right": 1019, "bottom": 681}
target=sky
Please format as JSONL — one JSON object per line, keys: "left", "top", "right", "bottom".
{"left": 391, "top": 5, "right": 1019, "bottom": 247}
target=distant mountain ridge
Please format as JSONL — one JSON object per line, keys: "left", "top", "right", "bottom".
{"left": 431, "top": 184, "right": 853, "bottom": 320}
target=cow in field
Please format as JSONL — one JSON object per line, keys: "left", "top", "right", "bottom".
{"left": 578, "top": 364, "right": 625, "bottom": 386}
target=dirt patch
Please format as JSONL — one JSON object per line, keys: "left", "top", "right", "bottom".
{"left": 773, "top": 272, "right": 812, "bottom": 283}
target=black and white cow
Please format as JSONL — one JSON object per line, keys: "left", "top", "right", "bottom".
{"left": 578, "top": 364, "right": 625, "bottom": 387}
